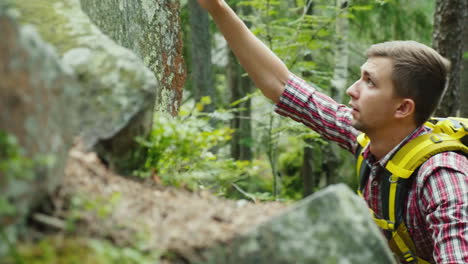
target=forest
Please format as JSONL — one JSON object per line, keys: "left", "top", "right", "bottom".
{"left": 1, "top": 0, "right": 467, "bottom": 263}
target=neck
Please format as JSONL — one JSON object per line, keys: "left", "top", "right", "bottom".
{"left": 366, "top": 122, "right": 417, "bottom": 161}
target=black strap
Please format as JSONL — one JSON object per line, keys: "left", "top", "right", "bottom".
{"left": 355, "top": 144, "right": 414, "bottom": 240}
{"left": 380, "top": 169, "right": 414, "bottom": 240}
{"left": 355, "top": 145, "right": 370, "bottom": 193}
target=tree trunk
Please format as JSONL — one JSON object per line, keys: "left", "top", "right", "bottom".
{"left": 324, "top": 0, "right": 350, "bottom": 186}
{"left": 228, "top": 51, "right": 253, "bottom": 161}
{"left": 188, "top": 0, "right": 215, "bottom": 113}
{"left": 228, "top": 4, "right": 253, "bottom": 161}
{"left": 432, "top": 0, "right": 467, "bottom": 116}
{"left": 330, "top": 0, "right": 350, "bottom": 103}
{"left": 301, "top": 0, "right": 349, "bottom": 197}
{"left": 301, "top": 139, "right": 316, "bottom": 197}
{"left": 460, "top": 13, "right": 468, "bottom": 117}
{"left": 300, "top": 1, "right": 317, "bottom": 197}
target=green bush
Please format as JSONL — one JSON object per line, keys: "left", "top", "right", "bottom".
{"left": 0, "top": 131, "right": 35, "bottom": 180}
{"left": 0, "top": 131, "right": 34, "bottom": 219}
{"left": 0, "top": 131, "right": 54, "bottom": 219}
{"left": 136, "top": 101, "right": 273, "bottom": 200}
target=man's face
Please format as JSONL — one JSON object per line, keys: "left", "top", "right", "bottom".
{"left": 346, "top": 57, "right": 402, "bottom": 133}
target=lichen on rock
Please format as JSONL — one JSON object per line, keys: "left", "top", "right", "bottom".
{"left": 0, "top": 3, "right": 80, "bottom": 254}
{"left": 79, "top": 0, "right": 186, "bottom": 115}
{"left": 9, "top": 0, "right": 159, "bottom": 173}
{"left": 199, "top": 184, "right": 396, "bottom": 264}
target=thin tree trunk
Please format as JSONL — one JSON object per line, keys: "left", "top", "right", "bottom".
{"left": 432, "top": 0, "right": 467, "bottom": 116}
{"left": 188, "top": 0, "right": 215, "bottom": 112}
{"left": 228, "top": 3, "right": 253, "bottom": 161}
{"left": 460, "top": 12, "right": 468, "bottom": 117}
{"left": 324, "top": 0, "right": 350, "bottom": 186}
{"left": 228, "top": 51, "right": 253, "bottom": 161}
{"left": 300, "top": 1, "right": 316, "bottom": 197}
{"left": 301, "top": 139, "right": 316, "bottom": 197}
{"left": 238, "top": 75, "right": 253, "bottom": 160}
{"left": 330, "top": 0, "right": 349, "bottom": 103}
{"left": 301, "top": 0, "right": 349, "bottom": 197}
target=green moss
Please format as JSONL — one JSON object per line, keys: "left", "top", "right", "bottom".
{"left": 10, "top": 0, "right": 79, "bottom": 54}
{"left": 6, "top": 236, "right": 160, "bottom": 264}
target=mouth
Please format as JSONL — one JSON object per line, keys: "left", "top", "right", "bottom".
{"left": 349, "top": 103, "right": 359, "bottom": 113}
{"left": 349, "top": 103, "right": 359, "bottom": 119}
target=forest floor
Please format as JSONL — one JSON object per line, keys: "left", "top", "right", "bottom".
{"left": 32, "top": 145, "right": 287, "bottom": 263}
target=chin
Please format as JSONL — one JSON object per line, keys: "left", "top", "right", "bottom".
{"left": 352, "top": 121, "right": 366, "bottom": 132}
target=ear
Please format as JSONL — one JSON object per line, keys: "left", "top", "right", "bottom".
{"left": 395, "top": 98, "right": 415, "bottom": 119}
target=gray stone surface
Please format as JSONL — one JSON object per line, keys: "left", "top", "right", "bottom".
{"left": 0, "top": 2, "right": 79, "bottom": 250}
{"left": 199, "top": 184, "right": 396, "bottom": 264}
{"left": 9, "top": 0, "right": 159, "bottom": 173}
{"left": 80, "top": 0, "right": 186, "bottom": 115}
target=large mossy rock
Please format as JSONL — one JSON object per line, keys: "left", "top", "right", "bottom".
{"left": 9, "top": 0, "right": 159, "bottom": 173}
{"left": 199, "top": 184, "right": 396, "bottom": 264}
{"left": 0, "top": 3, "right": 79, "bottom": 251}
{"left": 80, "top": 0, "right": 186, "bottom": 115}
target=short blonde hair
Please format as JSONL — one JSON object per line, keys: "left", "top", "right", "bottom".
{"left": 366, "top": 41, "right": 450, "bottom": 126}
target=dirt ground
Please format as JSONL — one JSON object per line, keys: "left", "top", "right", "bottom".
{"left": 45, "top": 146, "right": 287, "bottom": 262}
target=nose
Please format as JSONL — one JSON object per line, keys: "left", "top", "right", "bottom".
{"left": 346, "top": 80, "right": 359, "bottom": 99}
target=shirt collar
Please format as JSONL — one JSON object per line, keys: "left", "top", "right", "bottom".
{"left": 362, "top": 125, "right": 431, "bottom": 167}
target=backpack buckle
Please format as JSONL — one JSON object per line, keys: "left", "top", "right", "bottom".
{"left": 461, "top": 122, "right": 468, "bottom": 132}
{"left": 386, "top": 220, "right": 395, "bottom": 231}
{"left": 430, "top": 135, "right": 443, "bottom": 143}
{"left": 402, "top": 251, "right": 417, "bottom": 263}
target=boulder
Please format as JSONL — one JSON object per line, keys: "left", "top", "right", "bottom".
{"left": 199, "top": 184, "right": 396, "bottom": 264}
{"left": 9, "top": 0, "right": 159, "bottom": 173}
{"left": 0, "top": 2, "right": 78, "bottom": 250}
{"left": 80, "top": 0, "right": 186, "bottom": 115}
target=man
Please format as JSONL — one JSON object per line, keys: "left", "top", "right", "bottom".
{"left": 195, "top": 0, "right": 468, "bottom": 263}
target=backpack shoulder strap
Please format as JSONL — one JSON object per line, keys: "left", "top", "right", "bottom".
{"left": 354, "top": 119, "right": 467, "bottom": 264}
{"left": 386, "top": 132, "right": 468, "bottom": 179}
{"left": 385, "top": 130, "right": 467, "bottom": 226}
{"left": 355, "top": 133, "right": 370, "bottom": 193}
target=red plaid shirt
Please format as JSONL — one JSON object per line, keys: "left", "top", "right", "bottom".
{"left": 275, "top": 74, "right": 468, "bottom": 263}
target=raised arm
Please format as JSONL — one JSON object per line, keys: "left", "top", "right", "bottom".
{"left": 197, "top": 0, "right": 289, "bottom": 103}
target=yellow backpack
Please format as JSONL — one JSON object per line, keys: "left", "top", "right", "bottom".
{"left": 355, "top": 117, "right": 468, "bottom": 263}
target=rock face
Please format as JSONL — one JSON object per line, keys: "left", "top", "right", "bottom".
{"left": 9, "top": 0, "right": 159, "bottom": 173}
{"left": 1, "top": 0, "right": 168, "bottom": 251}
{"left": 80, "top": 0, "right": 186, "bottom": 115}
{"left": 0, "top": 2, "right": 79, "bottom": 249}
{"left": 199, "top": 184, "right": 396, "bottom": 264}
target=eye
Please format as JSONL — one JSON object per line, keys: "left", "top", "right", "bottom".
{"left": 366, "top": 78, "right": 375, "bottom": 87}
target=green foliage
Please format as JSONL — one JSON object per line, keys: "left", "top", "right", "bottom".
{"left": 4, "top": 236, "right": 160, "bottom": 264}
{"left": 0, "top": 131, "right": 32, "bottom": 219}
{"left": 349, "top": 0, "right": 434, "bottom": 44}
{"left": 225, "top": 0, "right": 342, "bottom": 200}
{"left": 276, "top": 126, "right": 326, "bottom": 200}
{"left": 180, "top": 0, "right": 436, "bottom": 200}
{"left": 2, "top": 191, "right": 156, "bottom": 264}
{"left": 0, "top": 131, "right": 55, "bottom": 219}
{"left": 64, "top": 192, "right": 122, "bottom": 232}
{"left": 137, "top": 107, "right": 232, "bottom": 185}
{"left": 0, "top": 131, "right": 35, "bottom": 181}
{"left": 278, "top": 140, "right": 303, "bottom": 200}
{"left": 239, "top": 0, "right": 337, "bottom": 89}
{"left": 136, "top": 99, "right": 274, "bottom": 200}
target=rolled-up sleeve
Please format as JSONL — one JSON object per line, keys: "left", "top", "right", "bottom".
{"left": 275, "top": 73, "right": 359, "bottom": 153}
